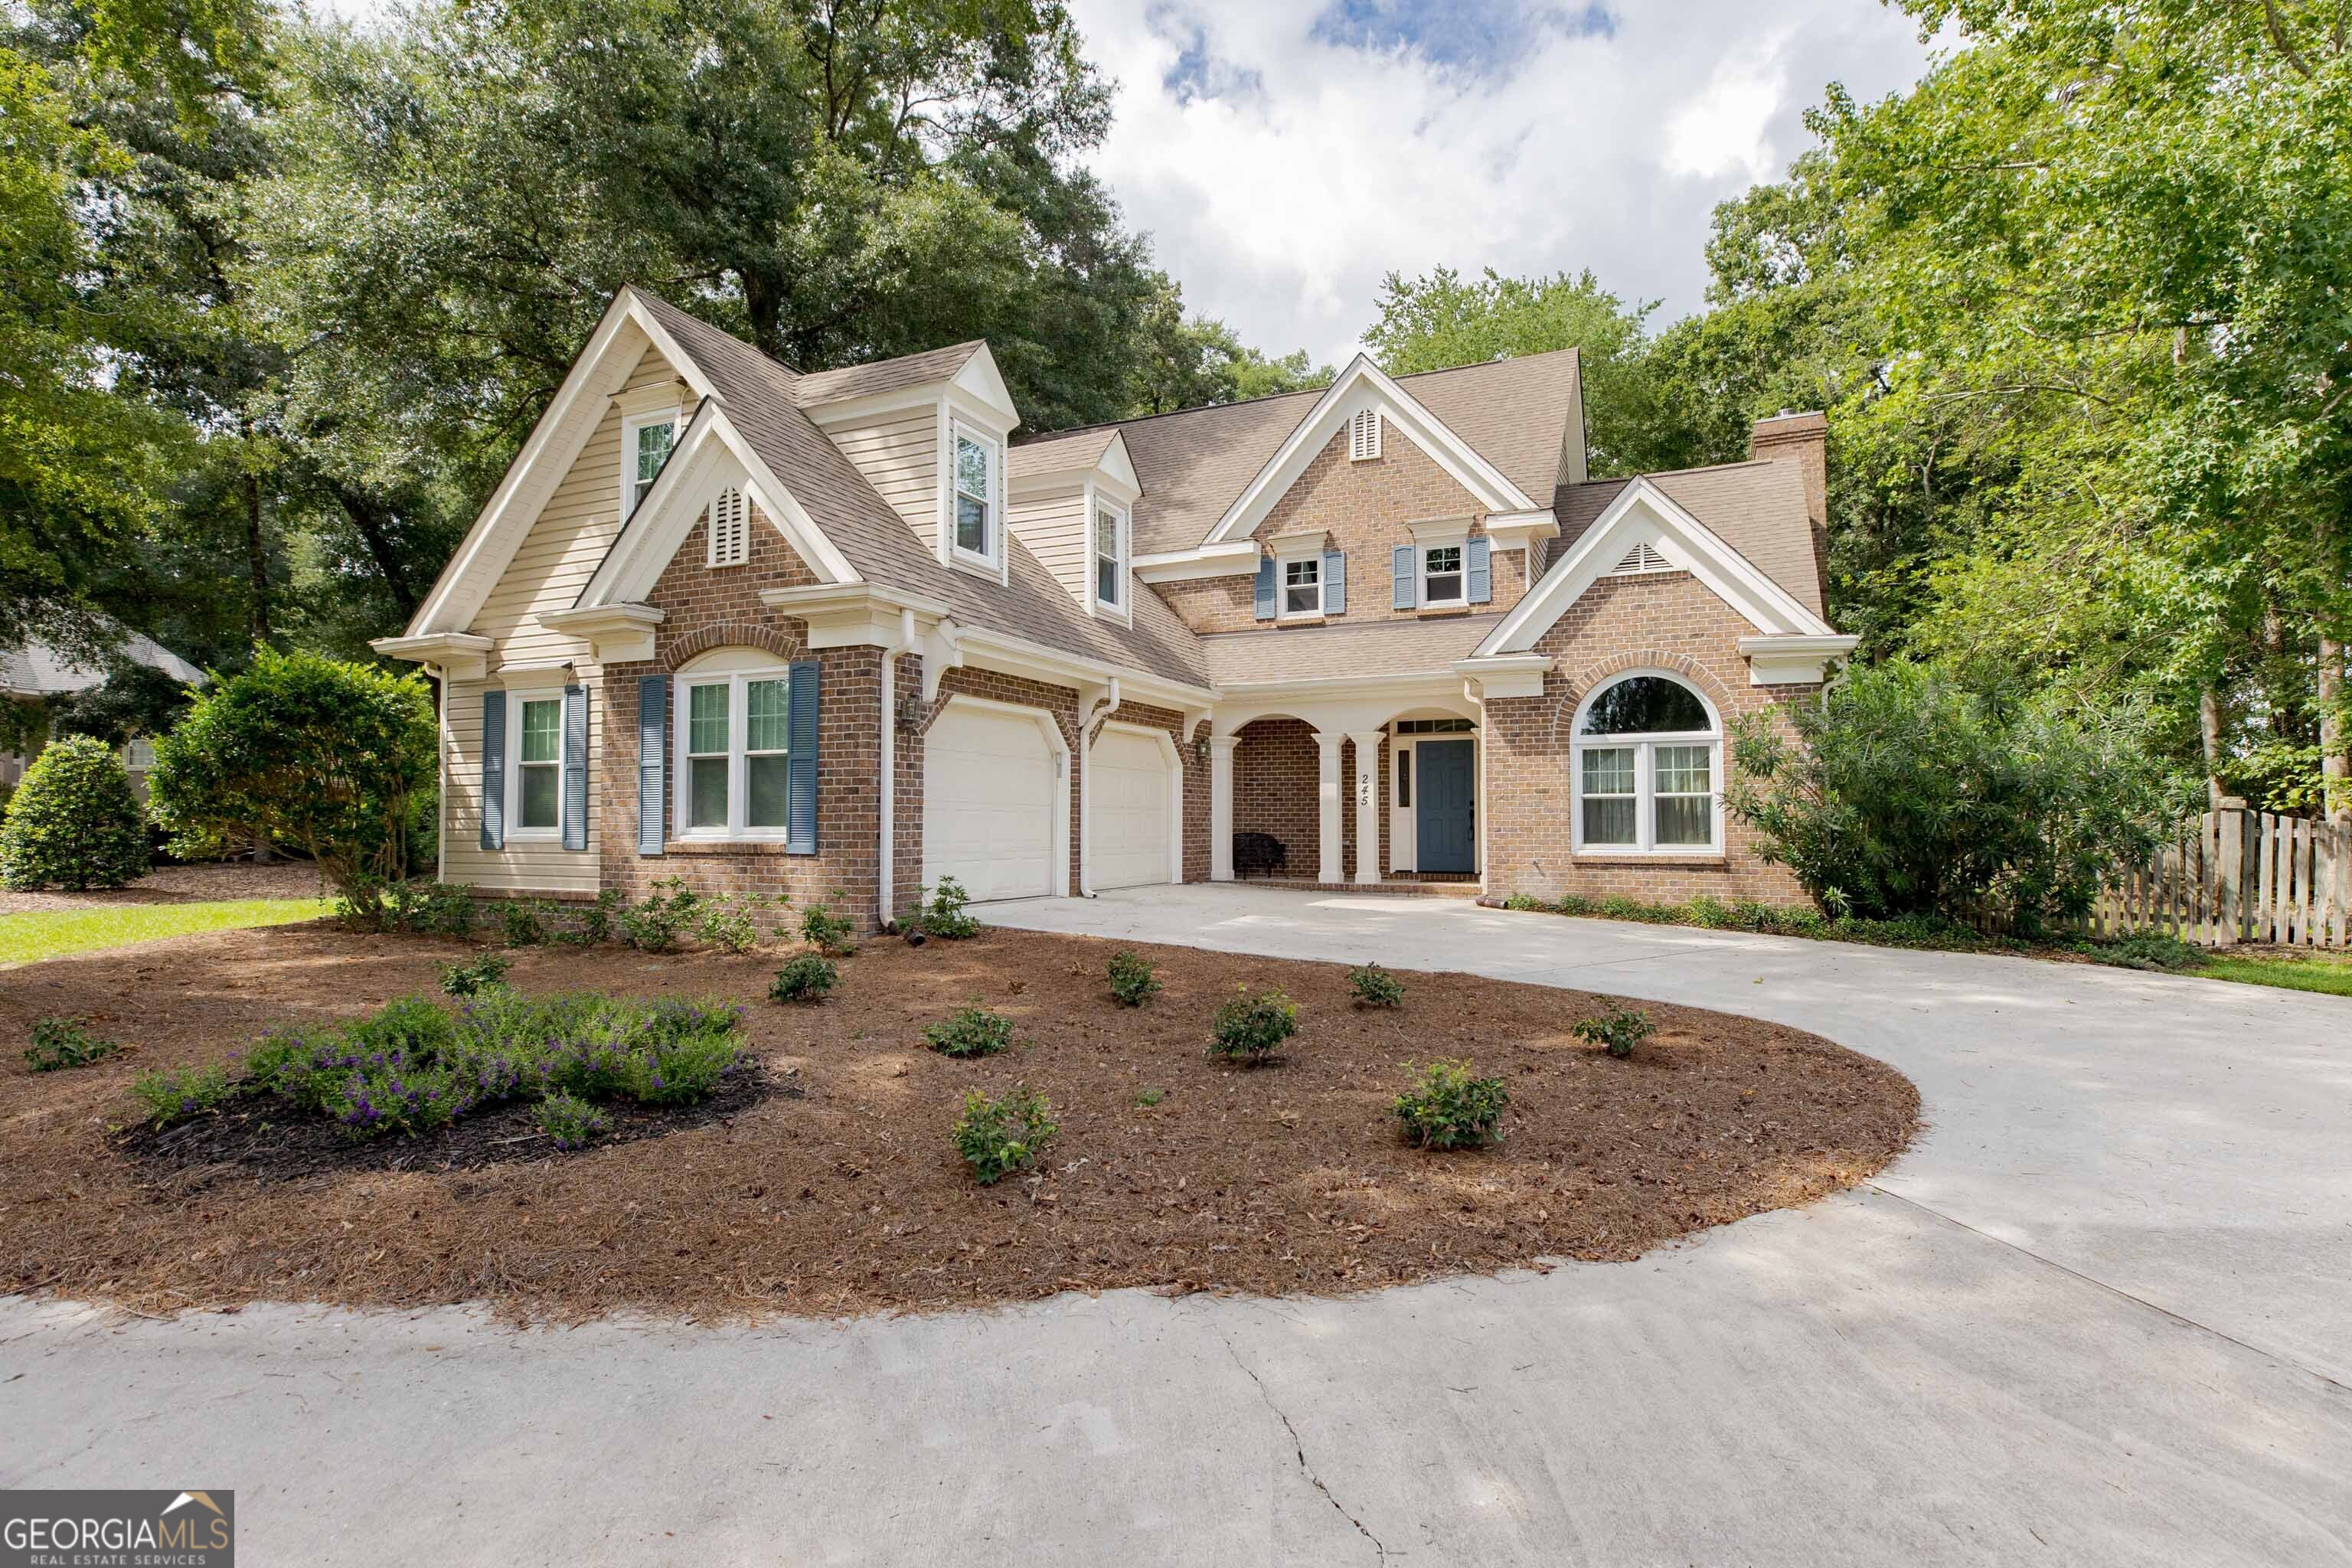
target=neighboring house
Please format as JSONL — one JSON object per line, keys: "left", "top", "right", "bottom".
{"left": 375, "top": 289, "right": 1854, "bottom": 928}
{"left": 1, "top": 629, "right": 205, "bottom": 802}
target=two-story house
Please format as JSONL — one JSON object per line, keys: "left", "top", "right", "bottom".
{"left": 376, "top": 288, "right": 1854, "bottom": 927}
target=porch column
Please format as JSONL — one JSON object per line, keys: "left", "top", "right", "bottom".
{"left": 1348, "top": 731, "right": 1384, "bottom": 885}
{"left": 1313, "top": 730, "right": 1345, "bottom": 885}
{"left": 1209, "top": 736, "right": 1237, "bottom": 881}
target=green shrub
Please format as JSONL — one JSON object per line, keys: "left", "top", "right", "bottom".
{"left": 386, "top": 880, "right": 479, "bottom": 936}
{"left": 148, "top": 648, "right": 436, "bottom": 926}
{"left": 1106, "top": 950, "right": 1160, "bottom": 1007}
{"left": 953, "top": 1086, "right": 1057, "bottom": 1184}
{"left": 439, "top": 952, "right": 513, "bottom": 998}
{"left": 131, "top": 1061, "right": 234, "bottom": 1127}
{"left": 1209, "top": 985, "right": 1297, "bottom": 1065}
{"left": 696, "top": 892, "right": 769, "bottom": 955}
{"left": 799, "top": 893, "right": 857, "bottom": 956}
{"left": 554, "top": 887, "right": 623, "bottom": 947}
{"left": 1347, "top": 963, "right": 1404, "bottom": 1008}
{"left": 619, "top": 877, "right": 700, "bottom": 952}
{"left": 907, "top": 876, "right": 981, "bottom": 940}
{"left": 924, "top": 1003, "right": 1018, "bottom": 1059}
{"left": 2080, "top": 932, "right": 2203, "bottom": 972}
{"left": 498, "top": 898, "right": 557, "bottom": 948}
{"left": 1573, "top": 1008, "right": 1653, "bottom": 1058}
{"left": 1392, "top": 1058, "right": 1508, "bottom": 1149}
{"left": 1728, "top": 660, "right": 2193, "bottom": 936}
{"left": 24, "top": 1017, "right": 119, "bottom": 1072}
{"left": 1502, "top": 892, "right": 1547, "bottom": 911}
{"left": 535, "top": 1091, "right": 609, "bottom": 1151}
{"left": 769, "top": 952, "right": 839, "bottom": 1003}
{"left": 1133, "top": 1086, "right": 1165, "bottom": 1108}
{"left": 0, "top": 736, "right": 148, "bottom": 891}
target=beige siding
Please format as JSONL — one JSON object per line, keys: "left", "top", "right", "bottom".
{"left": 441, "top": 678, "right": 604, "bottom": 894}
{"left": 824, "top": 407, "right": 939, "bottom": 551}
{"left": 1009, "top": 488, "right": 1089, "bottom": 604}
{"left": 472, "top": 348, "right": 681, "bottom": 665}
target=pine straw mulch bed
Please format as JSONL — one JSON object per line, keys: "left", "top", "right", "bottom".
{"left": 0, "top": 921, "right": 1918, "bottom": 1322}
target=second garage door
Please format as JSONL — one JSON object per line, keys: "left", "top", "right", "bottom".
{"left": 1089, "top": 726, "right": 1175, "bottom": 890}
{"left": 924, "top": 702, "right": 1059, "bottom": 903}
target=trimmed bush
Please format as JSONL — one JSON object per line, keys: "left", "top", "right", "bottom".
{"left": 0, "top": 735, "right": 147, "bottom": 891}
{"left": 799, "top": 893, "right": 857, "bottom": 956}
{"left": 1106, "top": 950, "right": 1159, "bottom": 1007}
{"left": 1209, "top": 985, "right": 1297, "bottom": 1065}
{"left": 439, "top": 952, "right": 512, "bottom": 998}
{"left": 953, "top": 1086, "right": 1057, "bottom": 1184}
{"left": 769, "top": 952, "right": 839, "bottom": 1003}
{"left": 1393, "top": 1058, "right": 1508, "bottom": 1149}
{"left": 1573, "top": 1008, "right": 1653, "bottom": 1058}
{"left": 1347, "top": 963, "right": 1404, "bottom": 1008}
{"left": 925, "top": 1004, "right": 1017, "bottom": 1058}
{"left": 24, "top": 1017, "right": 119, "bottom": 1072}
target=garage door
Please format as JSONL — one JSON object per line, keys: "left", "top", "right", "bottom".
{"left": 1090, "top": 726, "right": 1174, "bottom": 890}
{"left": 924, "top": 703, "right": 1058, "bottom": 903}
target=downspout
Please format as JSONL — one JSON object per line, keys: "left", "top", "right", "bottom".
{"left": 431, "top": 663, "right": 449, "bottom": 885}
{"left": 877, "top": 609, "right": 916, "bottom": 929}
{"left": 1077, "top": 678, "right": 1119, "bottom": 897}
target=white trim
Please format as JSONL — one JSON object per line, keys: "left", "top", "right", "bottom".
{"left": 1134, "top": 541, "right": 1260, "bottom": 583}
{"left": 501, "top": 683, "right": 569, "bottom": 843}
{"left": 670, "top": 660, "right": 796, "bottom": 842}
{"left": 1736, "top": 633, "right": 1860, "bottom": 686}
{"left": 1278, "top": 552, "right": 1329, "bottom": 620}
{"left": 1089, "top": 490, "right": 1132, "bottom": 623}
{"left": 620, "top": 406, "right": 681, "bottom": 521}
{"left": 923, "top": 694, "right": 1072, "bottom": 901}
{"left": 371, "top": 632, "right": 492, "bottom": 681}
{"left": 1417, "top": 535, "right": 1469, "bottom": 610}
{"left": 1089, "top": 718, "right": 1184, "bottom": 889}
{"left": 1390, "top": 726, "right": 1481, "bottom": 878}
{"left": 948, "top": 419, "right": 1006, "bottom": 574}
{"left": 1204, "top": 354, "right": 1537, "bottom": 547}
{"left": 1475, "top": 476, "right": 1837, "bottom": 656}
{"left": 1567, "top": 670, "right": 1726, "bottom": 858}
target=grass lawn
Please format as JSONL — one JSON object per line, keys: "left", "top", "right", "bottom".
{"left": 2185, "top": 953, "right": 2352, "bottom": 997}
{"left": 0, "top": 899, "right": 336, "bottom": 967}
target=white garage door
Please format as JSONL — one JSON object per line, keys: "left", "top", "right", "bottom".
{"left": 1090, "top": 726, "right": 1174, "bottom": 890}
{"left": 925, "top": 703, "right": 1058, "bottom": 903}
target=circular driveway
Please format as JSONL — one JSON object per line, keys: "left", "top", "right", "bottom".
{"left": 4, "top": 886, "right": 2347, "bottom": 1566}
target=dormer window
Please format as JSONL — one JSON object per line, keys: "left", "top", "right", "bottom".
{"left": 1349, "top": 408, "right": 1381, "bottom": 462}
{"left": 952, "top": 424, "right": 1001, "bottom": 564}
{"left": 1094, "top": 498, "right": 1126, "bottom": 610}
{"left": 624, "top": 412, "right": 677, "bottom": 518}
{"left": 707, "top": 485, "right": 749, "bottom": 567}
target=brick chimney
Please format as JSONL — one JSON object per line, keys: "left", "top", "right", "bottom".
{"left": 1749, "top": 410, "right": 1828, "bottom": 583}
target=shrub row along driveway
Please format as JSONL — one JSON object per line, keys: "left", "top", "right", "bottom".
{"left": 5, "top": 886, "right": 2349, "bottom": 1566}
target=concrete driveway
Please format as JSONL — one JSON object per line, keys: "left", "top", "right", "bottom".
{"left": 4, "top": 887, "right": 2348, "bottom": 1566}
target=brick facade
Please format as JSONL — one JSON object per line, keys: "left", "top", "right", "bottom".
{"left": 1481, "top": 570, "right": 1816, "bottom": 906}
{"left": 1154, "top": 426, "right": 1531, "bottom": 637}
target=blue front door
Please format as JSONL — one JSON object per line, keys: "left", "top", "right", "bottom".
{"left": 1416, "top": 740, "right": 1476, "bottom": 874}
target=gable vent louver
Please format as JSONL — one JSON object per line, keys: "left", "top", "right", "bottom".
{"left": 1348, "top": 408, "right": 1381, "bottom": 462}
{"left": 707, "top": 485, "right": 749, "bottom": 567}
{"left": 1612, "top": 541, "right": 1671, "bottom": 575}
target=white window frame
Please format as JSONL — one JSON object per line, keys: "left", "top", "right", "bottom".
{"left": 949, "top": 420, "right": 1003, "bottom": 570}
{"left": 1569, "top": 671, "right": 1724, "bottom": 857}
{"left": 503, "top": 685, "right": 568, "bottom": 841}
{"left": 1419, "top": 540, "right": 1468, "bottom": 608}
{"left": 671, "top": 659, "right": 795, "bottom": 841}
{"left": 1092, "top": 495, "right": 1128, "bottom": 613}
{"left": 621, "top": 408, "right": 680, "bottom": 520}
{"left": 1279, "top": 553, "right": 1328, "bottom": 619}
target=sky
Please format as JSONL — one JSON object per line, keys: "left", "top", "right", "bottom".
{"left": 1065, "top": 0, "right": 1936, "bottom": 364}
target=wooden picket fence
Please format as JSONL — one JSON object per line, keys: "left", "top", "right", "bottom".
{"left": 2086, "top": 808, "right": 2352, "bottom": 949}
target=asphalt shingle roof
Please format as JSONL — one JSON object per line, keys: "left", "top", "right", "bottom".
{"left": 1194, "top": 614, "right": 1508, "bottom": 688}
{"left": 1554, "top": 459, "right": 1825, "bottom": 619}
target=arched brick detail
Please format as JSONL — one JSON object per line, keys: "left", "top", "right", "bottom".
{"left": 659, "top": 619, "right": 805, "bottom": 671}
{"left": 1560, "top": 649, "right": 1738, "bottom": 714}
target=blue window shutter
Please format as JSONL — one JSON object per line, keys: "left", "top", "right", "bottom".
{"left": 1253, "top": 554, "right": 1276, "bottom": 620}
{"left": 1324, "top": 550, "right": 1346, "bottom": 616}
{"left": 561, "top": 684, "right": 589, "bottom": 851}
{"left": 636, "top": 676, "right": 667, "bottom": 856}
{"left": 786, "top": 659, "right": 820, "bottom": 854}
{"left": 1391, "top": 544, "right": 1416, "bottom": 609}
{"left": 479, "top": 691, "right": 505, "bottom": 851}
{"left": 1466, "top": 536, "right": 1492, "bottom": 603}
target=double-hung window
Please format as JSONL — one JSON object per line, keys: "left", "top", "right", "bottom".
{"left": 676, "top": 665, "right": 794, "bottom": 838}
{"left": 1283, "top": 556, "right": 1323, "bottom": 617}
{"left": 514, "top": 696, "right": 564, "bottom": 832}
{"left": 1422, "top": 543, "right": 1465, "bottom": 606}
{"left": 1094, "top": 498, "right": 1125, "bottom": 610}
{"left": 1571, "top": 673, "right": 1720, "bottom": 853}
{"left": 952, "top": 425, "right": 1000, "bottom": 564}
{"left": 624, "top": 412, "right": 678, "bottom": 518}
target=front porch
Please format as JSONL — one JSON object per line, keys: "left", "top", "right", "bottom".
{"left": 1207, "top": 703, "right": 1484, "bottom": 890}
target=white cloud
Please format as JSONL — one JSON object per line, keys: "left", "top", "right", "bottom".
{"left": 1070, "top": 0, "right": 1929, "bottom": 364}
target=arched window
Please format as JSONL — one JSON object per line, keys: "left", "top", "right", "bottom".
{"left": 1572, "top": 673, "right": 1720, "bottom": 853}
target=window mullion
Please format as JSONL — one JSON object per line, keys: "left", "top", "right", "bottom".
{"left": 1637, "top": 742, "right": 1654, "bottom": 852}
{"left": 730, "top": 675, "right": 747, "bottom": 837}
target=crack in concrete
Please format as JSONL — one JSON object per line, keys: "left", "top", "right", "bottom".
{"left": 1214, "top": 1321, "right": 1392, "bottom": 1564}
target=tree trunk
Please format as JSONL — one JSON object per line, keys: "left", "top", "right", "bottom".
{"left": 2200, "top": 685, "right": 2226, "bottom": 807}
{"left": 2321, "top": 635, "right": 2348, "bottom": 817}
{"left": 243, "top": 466, "right": 270, "bottom": 643}
{"left": 328, "top": 480, "right": 421, "bottom": 623}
